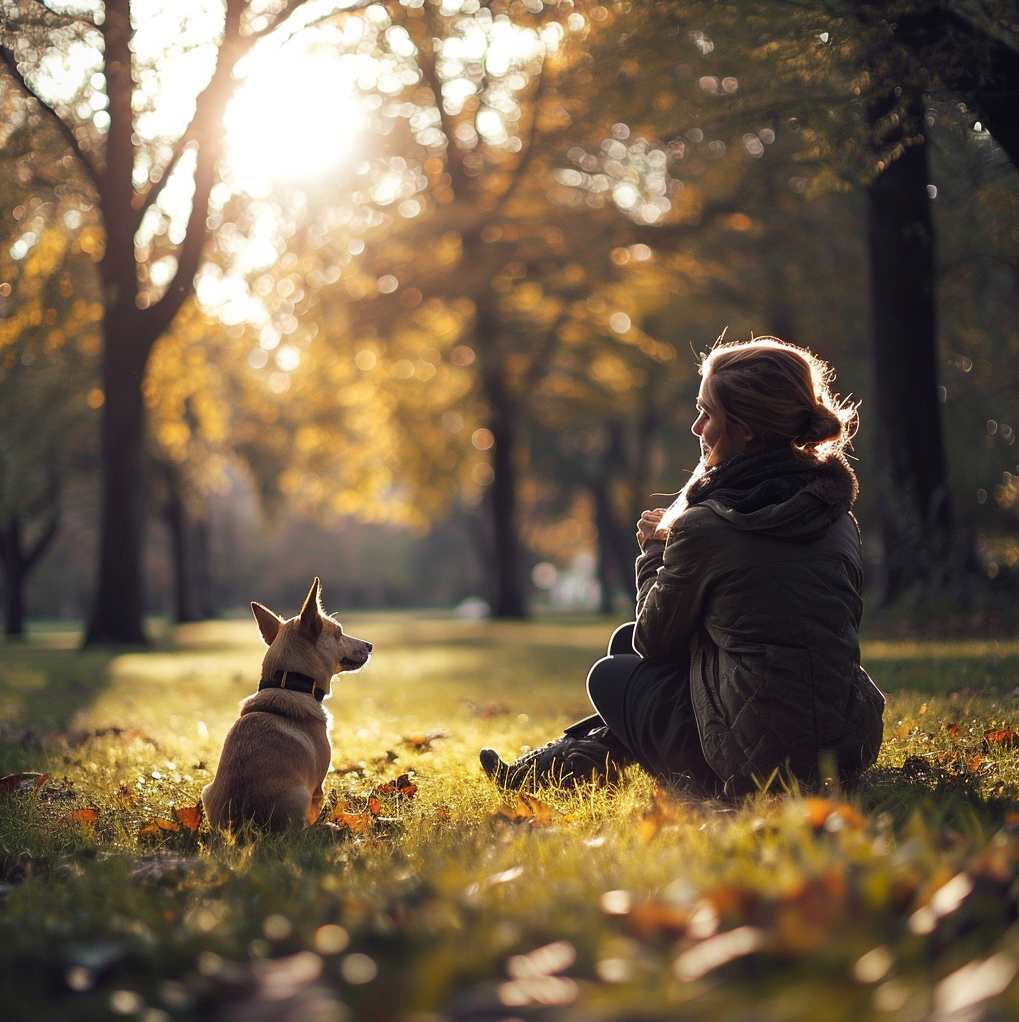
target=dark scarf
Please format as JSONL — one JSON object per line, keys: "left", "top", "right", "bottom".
{"left": 673, "top": 445, "right": 858, "bottom": 519}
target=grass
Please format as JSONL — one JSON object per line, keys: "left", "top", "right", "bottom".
{"left": 2, "top": 615, "right": 1019, "bottom": 1021}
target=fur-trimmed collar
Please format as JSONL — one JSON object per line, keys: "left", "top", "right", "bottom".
{"left": 686, "top": 445, "right": 857, "bottom": 515}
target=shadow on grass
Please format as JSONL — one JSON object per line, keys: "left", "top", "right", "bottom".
{"left": 855, "top": 758, "right": 1019, "bottom": 836}
{"left": 0, "top": 622, "right": 187, "bottom": 774}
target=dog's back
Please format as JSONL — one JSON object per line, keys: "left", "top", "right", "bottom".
{"left": 202, "top": 689, "right": 331, "bottom": 832}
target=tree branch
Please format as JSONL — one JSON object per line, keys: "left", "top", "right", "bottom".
{"left": 0, "top": 43, "right": 99, "bottom": 183}
{"left": 400, "top": 3, "right": 472, "bottom": 198}
{"left": 24, "top": 513, "right": 59, "bottom": 572}
{"left": 490, "top": 53, "right": 550, "bottom": 217}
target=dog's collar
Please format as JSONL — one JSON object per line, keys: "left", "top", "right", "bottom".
{"left": 258, "top": 669, "right": 325, "bottom": 702}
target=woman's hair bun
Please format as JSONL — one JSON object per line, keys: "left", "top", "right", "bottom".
{"left": 798, "top": 405, "right": 842, "bottom": 446}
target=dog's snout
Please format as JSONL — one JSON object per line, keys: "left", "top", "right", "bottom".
{"left": 364, "top": 642, "right": 373, "bottom": 653}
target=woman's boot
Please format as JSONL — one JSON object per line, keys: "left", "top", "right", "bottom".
{"left": 479, "top": 723, "right": 633, "bottom": 790}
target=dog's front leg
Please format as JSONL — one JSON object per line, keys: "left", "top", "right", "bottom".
{"left": 308, "top": 783, "right": 325, "bottom": 825}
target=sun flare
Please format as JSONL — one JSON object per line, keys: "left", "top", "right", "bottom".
{"left": 224, "top": 45, "right": 366, "bottom": 195}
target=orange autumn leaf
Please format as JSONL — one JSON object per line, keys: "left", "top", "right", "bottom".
{"left": 61, "top": 808, "right": 99, "bottom": 828}
{"left": 367, "top": 796, "right": 382, "bottom": 817}
{"left": 326, "top": 798, "right": 350, "bottom": 822}
{"left": 139, "top": 817, "right": 179, "bottom": 837}
{"left": 626, "top": 900, "right": 690, "bottom": 940}
{"left": 371, "top": 773, "right": 417, "bottom": 799}
{"left": 639, "top": 789, "right": 686, "bottom": 842}
{"left": 804, "top": 799, "right": 865, "bottom": 831}
{"left": 401, "top": 728, "right": 449, "bottom": 750}
{"left": 174, "top": 803, "right": 204, "bottom": 832}
{"left": 326, "top": 813, "right": 373, "bottom": 833}
{"left": 494, "top": 794, "right": 553, "bottom": 826}
{"left": 945, "top": 722, "right": 961, "bottom": 739}
{"left": 985, "top": 728, "right": 1019, "bottom": 748}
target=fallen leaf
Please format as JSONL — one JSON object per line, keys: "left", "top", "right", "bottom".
{"left": 326, "top": 813, "right": 373, "bottom": 833}
{"left": 367, "top": 796, "right": 382, "bottom": 817}
{"left": 139, "top": 817, "right": 179, "bottom": 837}
{"left": 0, "top": 772, "right": 48, "bottom": 793}
{"left": 61, "top": 808, "right": 99, "bottom": 828}
{"left": 639, "top": 789, "right": 686, "bottom": 842}
{"left": 174, "top": 803, "right": 204, "bottom": 832}
{"left": 401, "top": 728, "right": 450, "bottom": 750}
{"left": 985, "top": 728, "right": 1019, "bottom": 749}
{"left": 627, "top": 900, "right": 691, "bottom": 940}
{"left": 804, "top": 799, "right": 865, "bottom": 832}
{"left": 946, "top": 722, "right": 961, "bottom": 739}
{"left": 494, "top": 794, "right": 554, "bottom": 826}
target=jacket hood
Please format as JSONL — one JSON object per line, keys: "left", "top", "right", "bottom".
{"left": 700, "top": 456, "right": 858, "bottom": 541}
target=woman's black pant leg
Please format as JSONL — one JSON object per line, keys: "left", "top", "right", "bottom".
{"left": 607, "top": 621, "right": 637, "bottom": 656}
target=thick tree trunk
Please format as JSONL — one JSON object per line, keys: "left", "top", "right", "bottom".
{"left": 866, "top": 100, "right": 951, "bottom": 601}
{"left": 475, "top": 304, "right": 525, "bottom": 618}
{"left": 85, "top": 319, "right": 154, "bottom": 644}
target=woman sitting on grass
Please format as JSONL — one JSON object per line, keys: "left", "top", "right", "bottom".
{"left": 481, "top": 337, "right": 885, "bottom": 798}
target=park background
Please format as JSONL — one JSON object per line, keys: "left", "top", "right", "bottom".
{"left": 4, "top": 2, "right": 1019, "bottom": 1021}
{"left": 3, "top": 0, "right": 1019, "bottom": 636}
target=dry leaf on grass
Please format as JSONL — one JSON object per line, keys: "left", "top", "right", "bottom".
{"left": 61, "top": 808, "right": 99, "bottom": 828}
{"left": 138, "top": 802, "right": 203, "bottom": 838}
{"left": 985, "top": 728, "right": 1019, "bottom": 749}
{"left": 371, "top": 773, "right": 417, "bottom": 798}
{"left": 401, "top": 728, "right": 450, "bottom": 750}
{"left": 639, "top": 788, "right": 687, "bottom": 842}
{"left": 493, "top": 794, "right": 554, "bottom": 826}
{"left": 174, "top": 803, "right": 204, "bottom": 831}
{"left": 139, "top": 817, "right": 178, "bottom": 838}
{"left": 324, "top": 813, "right": 374, "bottom": 834}
{"left": 803, "top": 798, "right": 865, "bottom": 832}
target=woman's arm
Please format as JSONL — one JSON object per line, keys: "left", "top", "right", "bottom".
{"left": 633, "top": 511, "right": 714, "bottom": 661}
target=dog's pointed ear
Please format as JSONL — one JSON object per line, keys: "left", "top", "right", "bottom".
{"left": 298, "top": 577, "right": 324, "bottom": 642}
{"left": 251, "top": 602, "right": 284, "bottom": 646}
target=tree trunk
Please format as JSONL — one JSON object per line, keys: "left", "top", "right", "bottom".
{"left": 85, "top": 318, "right": 154, "bottom": 644}
{"left": 1, "top": 518, "right": 26, "bottom": 638}
{"left": 0, "top": 513, "right": 59, "bottom": 639}
{"left": 591, "top": 477, "right": 637, "bottom": 614}
{"left": 483, "top": 373, "right": 526, "bottom": 618}
{"left": 162, "top": 465, "right": 202, "bottom": 624}
{"left": 866, "top": 96, "right": 951, "bottom": 601}
{"left": 194, "top": 518, "right": 216, "bottom": 619}
{"left": 475, "top": 305, "right": 525, "bottom": 618}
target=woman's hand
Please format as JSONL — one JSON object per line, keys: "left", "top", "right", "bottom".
{"left": 636, "top": 508, "right": 667, "bottom": 548}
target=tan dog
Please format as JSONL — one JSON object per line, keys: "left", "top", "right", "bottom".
{"left": 202, "top": 577, "right": 372, "bottom": 833}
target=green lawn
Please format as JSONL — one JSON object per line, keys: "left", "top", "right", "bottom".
{"left": 2, "top": 615, "right": 1019, "bottom": 1021}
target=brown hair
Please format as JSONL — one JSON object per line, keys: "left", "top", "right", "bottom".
{"left": 700, "top": 336, "right": 857, "bottom": 461}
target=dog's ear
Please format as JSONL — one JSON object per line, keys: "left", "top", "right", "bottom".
{"left": 298, "top": 577, "right": 324, "bottom": 642}
{"left": 251, "top": 602, "right": 284, "bottom": 646}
